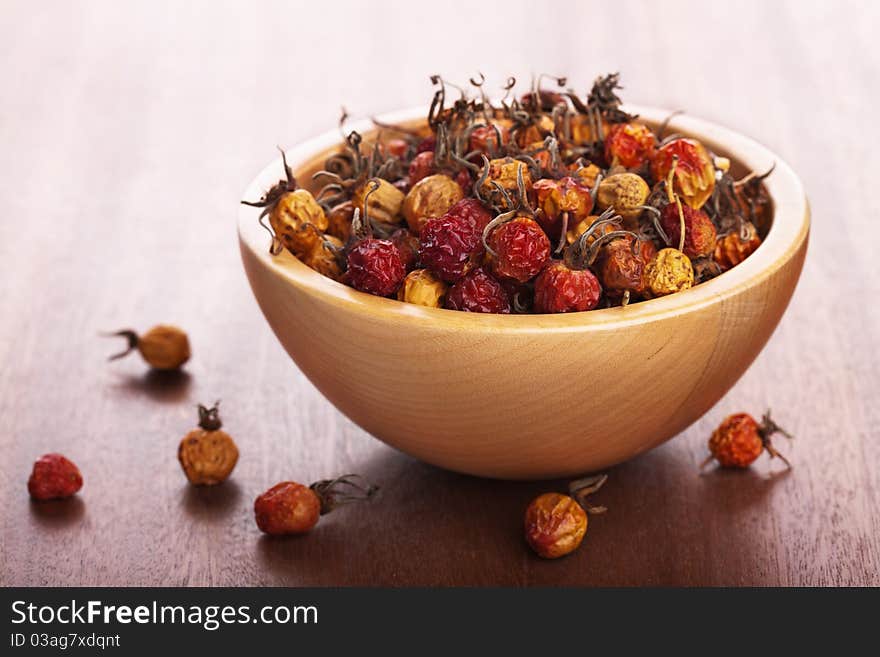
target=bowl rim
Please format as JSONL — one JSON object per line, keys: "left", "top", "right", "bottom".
{"left": 238, "top": 104, "right": 809, "bottom": 334}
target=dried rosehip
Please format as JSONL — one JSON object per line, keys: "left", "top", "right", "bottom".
{"left": 445, "top": 267, "right": 511, "bottom": 313}
{"left": 352, "top": 178, "right": 404, "bottom": 225}
{"left": 407, "top": 151, "right": 435, "bottom": 186}
{"left": 651, "top": 138, "right": 715, "bottom": 209}
{"left": 569, "top": 114, "right": 611, "bottom": 146}
{"left": 385, "top": 138, "right": 409, "bottom": 159}
{"left": 390, "top": 228, "right": 420, "bottom": 272}
{"left": 604, "top": 121, "right": 657, "bottom": 169}
{"left": 643, "top": 248, "right": 694, "bottom": 297}
{"left": 596, "top": 234, "right": 656, "bottom": 299}
{"left": 178, "top": 402, "right": 239, "bottom": 486}
{"left": 346, "top": 239, "right": 406, "bottom": 297}
{"left": 254, "top": 475, "right": 378, "bottom": 536}
{"left": 704, "top": 411, "right": 792, "bottom": 469}
{"left": 595, "top": 173, "right": 650, "bottom": 225}
{"left": 397, "top": 268, "right": 448, "bottom": 307}
{"left": 524, "top": 474, "right": 608, "bottom": 559}
{"left": 270, "top": 189, "right": 328, "bottom": 257}
{"left": 415, "top": 135, "right": 436, "bottom": 154}
{"left": 478, "top": 157, "right": 532, "bottom": 208}
{"left": 105, "top": 324, "right": 191, "bottom": 370}
{"left": 402, "top": 173, "right": 464, "bottom": 233}
{"left": 513, "top": 115, "right": 555, "bottom": 149}
{"left": 419, "top": 198, "right": 492, "bottom": 283}
{"left": 326, "top": 201, "right": 354, "bottom": 242}
{"left": 486, "top": 215, "right": 551, "bottom": 283}
{"left": 28, "top": 453, "right": 83, "bottom": 501}
{"left": 302, "top": 235, "right": 345, "bottom": 281}
{"left": 714, "top": 222, "right": 761, "bottom": 270}
{"left": 468, "top": 122, "right": 510, "bottom": 154}
{"left": 524, "top": 493, "right": 587, "bottom": 559}
{"left": 533, "top": 177, "right": 594, "bottom": 241}
{"left": 565, "top": 214, "right": 615, "bottom": 246}
{"left": 533, "top": 261, "right": 602, "bottom": 313}
{"left": 569, "top": 162, "right": 602, "bottom": 188}
{"left": 659, "top": 202, "right": 717, "bottom": 258}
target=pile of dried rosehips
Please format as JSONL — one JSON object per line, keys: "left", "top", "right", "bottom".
{"left": 244, "top": 73, "right": 772, "bottom": 313}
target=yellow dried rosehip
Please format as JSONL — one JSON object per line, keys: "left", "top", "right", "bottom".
{"left": 353, "top": 178, "right": 404, "bottom": 225}
{"left": 105, "top": 324, "right": 191, "bottom": 370}
{"left": 326, "top": 200, "right": 354, "bottom": 242}
{"left": 178, "top": 403, "right": 239, "bottom": 486}
{"left": 651, "top": 138, "right": 715, "bottom": 210}
{"left": 644, "top": 248, "right": 694, "bottom": 297}
{"left": 570, "top": 162, "right": 602, "bottom": 188}
{"left": 524, "top": 493, "right": 587, "bottom": 559}
{"left": 302, "top": 235, "right": 344, "bottom": 281}
{"left": 479, "top": 157, "right": 532, "bottom": 208}
{"left": 714, "top": 222, "right": 762, "bottom": 271}
{"left": 270, "top": 189, "right": 328, "bottom": 258}
{"left": 402, "top": 173, "right": 464, "bottom": 233}
{"left": 595, "top": 173, "right": 649, "bottom": 224}
{"left": 397, "top": 268, "right": 448, "bottom": 308}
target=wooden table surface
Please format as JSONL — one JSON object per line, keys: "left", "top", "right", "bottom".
{"left": 1, "top": 0, "right": 878, "bottom": 587}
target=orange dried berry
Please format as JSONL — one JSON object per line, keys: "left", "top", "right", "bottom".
{"left": 604, "top": 121, "right": 657, "bottom": 169}
{"left": 302, "top": 235, "right": 345, "bottom": 281}
{"left": 178, "top": 402, "right": 239, "bottom": 486}
{"left": 569, "top": 162, "right": 602, "bottom": 188}
{"left": 353, "top": 178, "right": 405, "bottom": 226}
{"left": 714, "top": 222, "right": 762, "bottom": 270}
{"left": 704, "top": 411, "right": 793, "bottom": 469}
{"left": 569, "top": 114, "right": 612, "bottom": 146}
{"left": 468, "top": 121, "right": 511, "bottom": 154}
{"left": 651, "top": 138, "right": 715, "bottom": 210}
{"left": 595, "top": 173, "right": 650, "bottom": 224}
{"left": 566, "top": 214, "right": 615, "bottom": 246}
{"left": 596, "top": 234, "right": 656, "bottom": 299}
{"left": 402, "top": 173, "right": 464, "bottom": 233}
{"left": 397, "top": 268, "right": 448, "bottom": 308}
{"left": 643, "top": 248, "right": 694, "bottom": 297}
{"left": 326, "top": 201, "right": 355, "bottom": 242}
{"left": 524, "top": 474, "right": 607, "bottom": 559}
{"left": 533, "top": 177, "right": 594, "bottom": 242}
{"left": 254, "top": 475, "right": 378, "bottom": 536}
{"left": 105, "top": 324, "right": 190, "bottom": 370}
{"left": 479, "top": 157, "right": 532, "bottom": 208}
{"left": 270, "top": 189, "right": 328, "bottom": 257}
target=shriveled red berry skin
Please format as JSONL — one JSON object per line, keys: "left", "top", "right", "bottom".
{"left": 454, "top": 169, "right": 472, "bottom": 194}
{"left": 445, "top": 267, "right": 511, "bottom": 314}
{"left": 488, "top": 217, "right": 551, "bottom": 283}
{"left": 419, "top": 198, "right": 492, "bottom": 283}
{"left": 416, "top": 135, "right": 436, "bottom": 154}
{"left": 28, "top": 453, "right": 83, "bottom": 501}
{"left": 604, "top": 122, "right": 657, "bottom": 169}
{"left": 254, "top": 482, "right": 321, "bottom": 535}
{"left": 390, "top": 228, "right": 420, "bottom": 272}
{"left": 346, "top": 239, "right": 406, "bottom": 296}
{"left": 660, "top": 203, "right": 717, "bottom": 258}
{"left": 408, "top": 151, "right": 435, "bottom": 186}
{"left": 533, "top": 261, "right": 602, "bottom": 313}
{"left": 709, "top": 413, "right": 763, "bottom": 468}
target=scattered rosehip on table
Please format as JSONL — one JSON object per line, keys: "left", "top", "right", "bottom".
{"left": 254, "top": 475, "right": 378, "bottom": 536}
{"left": 702, "top": 410, "right": 793, "bottom": 469}
{"left": 178, "top": 402, "right": 239, "bottom": 486}
{"left": 28, "top": 453, "right": 83, "bottom": 501}
{"left": 105, "top": 324, "right": 191, "bottom": 370}
{"left": 524, "top": 474, "right": 607, "bottom": 559}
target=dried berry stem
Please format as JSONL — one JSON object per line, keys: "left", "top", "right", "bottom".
{"left": 197, "top": 401, "right": 223, "bottom": 431}
{"left": 103, "top": 329, "right": 139, "bottom": 360}
{"left": 568, "top": 473, "right": 608, "bottom": 514}
{"left": 309, "top": 474, "right": 379, "bottom": 515}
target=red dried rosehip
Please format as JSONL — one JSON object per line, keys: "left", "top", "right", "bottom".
{"left": 255, "top": 475, "right": 378, "bottom": 536}
{"left": 28, "top": 453, "right": 83, "bottom": 501}
{"left": 468, "top": 122, "right": 510, "bottom": 154}
{"left": 254, "top": 482, "right": 321, "bottom": 535}
{"left": 651, "top": 138, "right": 715, "bottom": 209}
{"left": 704, "top": 411, "right": 792, "bottom": 469}
{"left": 419, "top": 198, "right": 492, "bottom": 283}
{"left": 408, "top": 151, "right": 435, "bottom": 186}
{"left": 487, "top": 216, "right": 551, "bottom": 283}
{"left": 416, "top": 135, "right": 436, "bottom": 154}
{"left": 533, "top": 261, "right": 602, "bottom": 313}
{"left": 445, "top": 267, "right": 511, "bottom": 313}
{"left": 454, "top": 168, "right": 472, "bottom": 194}
{"left": 659, "top": 202, "right": 717, "bottom": 258}
{"left": 604, "top": 121, "right": 657, "bottom": 169}
{"left": 346, "top": 239, "right": 406, "bottom": 297}
{"left": 390, "top": 228, "right": 420, "bottom": 272}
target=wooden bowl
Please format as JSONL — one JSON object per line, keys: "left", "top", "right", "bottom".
{"left": 239, "top": 105, "right": 809, "bottom": 480}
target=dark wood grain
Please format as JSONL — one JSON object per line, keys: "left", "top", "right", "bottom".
{"left": 1, "top": 0, "right": 878, "bottom": 586}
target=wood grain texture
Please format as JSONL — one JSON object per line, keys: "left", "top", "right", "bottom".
{"left": 1, "top": 0, "right": 877, "bottom": 586}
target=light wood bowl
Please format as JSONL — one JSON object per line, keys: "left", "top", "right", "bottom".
{"left": 239, "top": 105, "right": 809, "bottom": 480}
